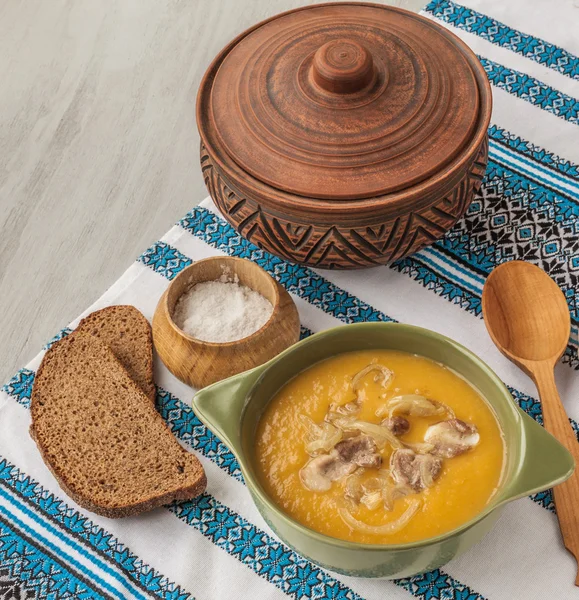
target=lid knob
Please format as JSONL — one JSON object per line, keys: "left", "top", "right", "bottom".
{"left": 312, "top": 39, "right": 375, "bottom": 94}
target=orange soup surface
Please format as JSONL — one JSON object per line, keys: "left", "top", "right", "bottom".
{"left": 255, "top": 350, "right": 504, "bottom": 544}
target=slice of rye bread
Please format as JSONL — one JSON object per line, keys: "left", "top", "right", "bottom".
{"left": 74, "top": 305, "right": 155, "bottom": 403}
{"left": 30, "top": 334, "right": 206, "bottom": 518}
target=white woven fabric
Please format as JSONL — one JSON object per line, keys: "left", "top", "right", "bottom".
{"left": 1, "top": 1, "right": 578, "bottom": 598}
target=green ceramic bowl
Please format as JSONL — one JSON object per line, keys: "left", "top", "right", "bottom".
{"left": 192, "top": 323, "right": 574, "bottom": 578}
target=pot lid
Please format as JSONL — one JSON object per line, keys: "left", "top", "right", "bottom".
{"left": 206, "top": 3, "right": 482, "bottom": 200}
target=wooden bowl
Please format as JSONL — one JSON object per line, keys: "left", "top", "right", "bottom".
{"left": 152, "top": 257, "right": 300, "bottom": 388}
{"left": 197, "top": 3, "right": 492, "bottom": 269}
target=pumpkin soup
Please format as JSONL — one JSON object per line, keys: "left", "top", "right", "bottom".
{"left": 255, "top": 350, "right": 504, "bottom": 544}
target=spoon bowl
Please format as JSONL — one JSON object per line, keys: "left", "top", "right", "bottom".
{"left": 483, "top": 261, "right": 570, "bottom": 365}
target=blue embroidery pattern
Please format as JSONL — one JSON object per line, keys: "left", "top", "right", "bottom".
{"left": 138, "top": 241, "right": 192, "bottom": 280}
{"left": 458, "top": 161, "right": 577, "bottom": 303}
{"left": 397, "top": 569, "right": 482, "bottom": 600}
{"left": 478, "top": 57, "right": 579, "bottom": 126}
{"left": 487, "top": 152, "right": 578, "bottom": 210}
{"left": 2, "top": 368, "right": 35, "bottom": 408}
{"left": 392, "top": 255, "right": 482, "bottom": 315}
{"left": 425, "top": 0, "right": 579, "bottom": 80}
{"left": 394, "top": 258, "right": 578, "bottom": 370}
{"left": 532, "top": 490, "right": 555, "bottom": 513}
{"left": 171, "top": 494, "right": 367, "bottom": 600}
{"left": 0, "top": 458, "right": 194, "bottom": 600}
{"left": 171, "top": 494, "right": 486, "bottom": 600}
{"left": 43, "top": 327, "right": 72, "bottom": 350}
{"left": 395, "top": 154, "right": 579, "bottom": 367}
{"left": 0, "top": 518, "right": 104, "bottom": 600}
{"left": 489, "top": 126, "right": 579, "bottom": 180}
{"left": 509, "top": 386, "right": 543, "bottom": 426}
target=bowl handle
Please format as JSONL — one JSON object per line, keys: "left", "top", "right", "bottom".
{"left": 506, "top": 410, "right": 575, "bottom": 501}
{"left": 192, "top": 364, "right": 267, "bottom": 455}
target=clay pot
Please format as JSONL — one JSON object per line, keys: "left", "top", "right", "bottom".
{"left": 197, "top": 2, "right": 491, "bottom": 269}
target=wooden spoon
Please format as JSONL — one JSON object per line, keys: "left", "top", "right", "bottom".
{"left": 482, "top": 260, "right": 579, "bottom": 585}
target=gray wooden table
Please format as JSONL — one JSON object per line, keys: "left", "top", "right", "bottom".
{"left": 0, "top": 0, "right": 423, "bottom": 382}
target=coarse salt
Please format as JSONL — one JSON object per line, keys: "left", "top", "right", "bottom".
{"left": 173, "top": 272, "right": 273, "bottom": 343}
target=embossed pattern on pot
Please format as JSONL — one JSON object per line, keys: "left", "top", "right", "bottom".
{"left": 201, "top": 138, "right": 488, "bottom": 268}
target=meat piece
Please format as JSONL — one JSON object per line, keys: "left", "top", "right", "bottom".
{"left": 334, "top": 435, "right": 382, "bottom": 469}
{"left": 381, "top": 416, "right": 410, "bottom": 436}
{"left": 299, "top": 435, "right": 383, "bottom": 492}
{"left": 424, "top": 419, "right": 480, "bottom": 458}
{"left": 390, "top": 448, "right": 442, "bottom": 492}
{"left": 299, "top": 454, "right": 357, "bottom": 492}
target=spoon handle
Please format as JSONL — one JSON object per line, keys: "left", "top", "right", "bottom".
{"left": 532, "top": 362, "right": 579, "bottom": 585}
